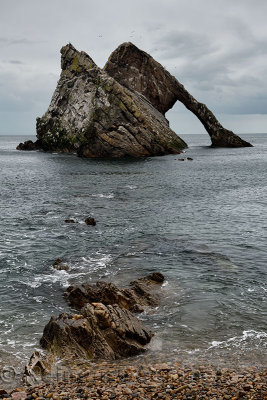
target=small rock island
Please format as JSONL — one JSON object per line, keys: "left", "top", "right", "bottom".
{"left": 17, "top": 42, "right": 252, "bottom": 156}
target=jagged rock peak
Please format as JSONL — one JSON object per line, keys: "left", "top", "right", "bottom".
{"left": 105, "top": 42, "right": 177, "bottom": 115}
{"left": 60, "top": 43, "right": 97, "bottom": 72}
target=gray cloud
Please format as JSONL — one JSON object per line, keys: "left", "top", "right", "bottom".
{"left": 2, "top": 60, "right": 24, "bottom": 64}
{"left": 0, "top": 0, "right": 267, "bottom": 134}
{"left": 147, "top": 19, "right": 267, "bottom": 116}
{"left": 0, "top": 37, "right": 34, "bottom": 45}
{"left": 151, "top": 31, "right": 218, "bottom": 61}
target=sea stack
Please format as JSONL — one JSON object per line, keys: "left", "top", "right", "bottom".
{"left": 17, "top": 42, "right": 252, "bottom": 156}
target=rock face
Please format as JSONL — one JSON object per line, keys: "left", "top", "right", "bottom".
{"left": 32, "top": 44, "right": 186, "bottom": 157}
{"left": 105, "top": 42, "right": 252, "bottom": 148}
{"left": 40, "top": 303, "right": 153, "bottom": 360}
{"left": 65, "top": 272, "right": 164, "bottom": 313}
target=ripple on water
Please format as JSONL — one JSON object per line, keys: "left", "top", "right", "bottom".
{"left": 0, "top": 134, "right": 266, "bottom": 374}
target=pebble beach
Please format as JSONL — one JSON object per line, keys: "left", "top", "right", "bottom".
{"left": 2, "top": 360, "right": 266, "bottom": 400}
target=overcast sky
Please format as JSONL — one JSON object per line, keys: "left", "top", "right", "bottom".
{"left": 1, "top": 0, "right": 267, "bottom": 136}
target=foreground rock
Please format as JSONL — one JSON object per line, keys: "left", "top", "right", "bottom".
{"left": 18, "top": 44, "right": 186, "bottom": 158}
{"left": 23, "top": 273, "right": 162, "bottom": 383}
{"left": 65, "top": 272, "right": 164, "bottom": 312}
{"left": 105, "top": 42, "right": 252, "bottom": 148}
{"left": 40, "top": 303, "right": 152, "bottom": 360}
{"left": 24, "top": 351, "right": 56, "bottom": 386}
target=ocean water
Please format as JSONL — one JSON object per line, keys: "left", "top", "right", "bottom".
{"left": 0, "top": 133, "right": 266, "bottom": 381}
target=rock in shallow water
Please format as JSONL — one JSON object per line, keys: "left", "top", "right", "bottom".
{"left": 84, "top": 217, "right": 96, "bottom": 226}
{"left": 64, "top": 272, "right": 165, "bottom": 312}
{"left": 16, "top": 140, "right": 40, "bottom": 151}
{"left": 24, "top": 273, "right": 163, "bottom": 382}
{"left": 39, "top": 303, "right": 153, "bottom": 360}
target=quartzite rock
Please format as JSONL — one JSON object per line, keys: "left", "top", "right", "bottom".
{"left": 64, "top": 272, "right": 165, "bottom": 313}
{"left": 39, "top": 303, "right": 153, "bottom": 360}
{"left": 104, "top": 42, "right": 252, "bottom": 148}
{"left": 24, "top": 350, "right": 56, "bottom": 386}
{"left": 27, "top": 44, "right": 186, "bottom": 158}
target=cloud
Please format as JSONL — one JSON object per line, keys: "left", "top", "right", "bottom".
{"left": 146, "top": 20, "right": 267, "bottom": 116}
{"left": 0, "top": 37, "right": 34, "bottom": 46}
{"left": 2, "top": 60, "right": 24, "bottom": 65}
{"left": 151, "top": 31, "right": 218, "bottom": 61}
{"left": 0, "top": 0, "right": 267, "bottom": 134}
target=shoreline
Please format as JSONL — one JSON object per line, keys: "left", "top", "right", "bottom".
{"left": 3, "top": 359, "right": 266, "bottom": 399}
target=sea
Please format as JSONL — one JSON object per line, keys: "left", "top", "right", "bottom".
{"left": 0, "top": 133, "right": 266, "bottom": 384}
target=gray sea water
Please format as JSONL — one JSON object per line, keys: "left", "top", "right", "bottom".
{"left": 0, "top": 133, "right": 266, "bottom": 382}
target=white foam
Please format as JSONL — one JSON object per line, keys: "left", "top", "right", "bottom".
{"left": 91, "top": 193, "right": 114, "bottom": 199}
{"left": 125, "top": 185, "right": 137, "bottom": 189}
{"left": 208, "top": 330, "right": 267, "bottom": 350}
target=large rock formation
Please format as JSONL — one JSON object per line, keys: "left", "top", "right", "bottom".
{"left": 105, "top": 42, "right": 252, "bottom": 148}
{"left": 39, "top": 303, "right": 153, "bottom": 360}
{"left": 30, "top": 44, "right": 186, "bottom": 157}
{"left": 65, "top": 272, "right": 164, "bottom": 313}
{"left": 17, "top": 42, "right": 251, "bottom": 156}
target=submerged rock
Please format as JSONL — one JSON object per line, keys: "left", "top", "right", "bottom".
{"left": 21, "top": 44, "right": 186, "bottom": 158}
{"left": 52, "top": 263, "right": 69, "bottom": 271}
{"left": 39, "top": 303, "right": 153, "bottom": 360}
{"left": 64, "top": 272, "right": 165, "bottom": 313}
{"left": 84, "top": 217, "right": 96, "bottom": 226}
{"left": 104, "top": 42, "right": 252, "bottom": 148}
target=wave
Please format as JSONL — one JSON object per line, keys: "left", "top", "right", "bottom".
{"left": 208, "top": 330, "right": 267, "bottom": 350}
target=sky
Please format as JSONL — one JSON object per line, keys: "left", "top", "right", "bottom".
{"left": 0, "top": 0, "right": 267, "bottom": 136}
